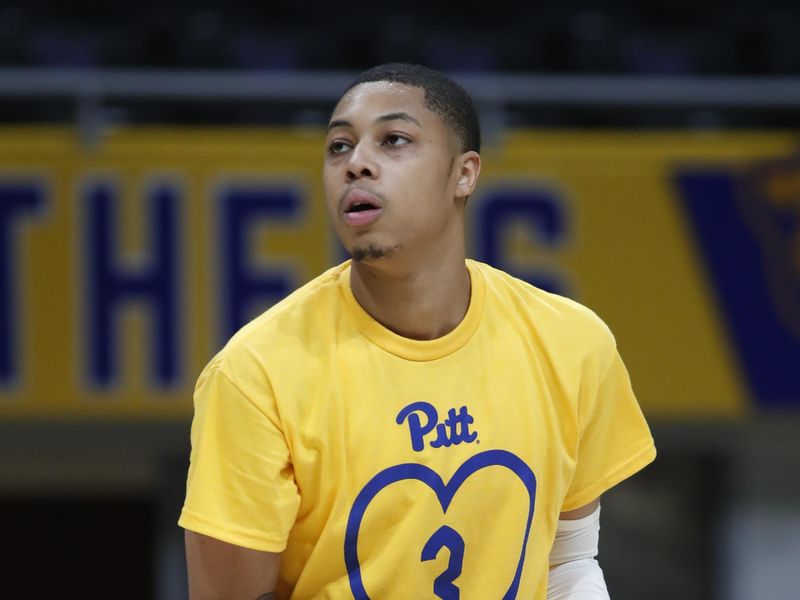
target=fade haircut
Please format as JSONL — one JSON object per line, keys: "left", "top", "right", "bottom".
{"left": 342, "top": 63, "right": 481, "bottom": 154}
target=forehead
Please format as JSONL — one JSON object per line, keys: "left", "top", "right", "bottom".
{"left": 330, "top": 81, "right": 441, "bottom": 130}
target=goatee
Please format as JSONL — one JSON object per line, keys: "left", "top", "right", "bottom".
{"left": 350, "top": 242, "right": 402, "bottom": 262}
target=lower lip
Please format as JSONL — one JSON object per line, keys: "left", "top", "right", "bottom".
{"left": 343, "top": 208, "right": 383, "bottom": 227}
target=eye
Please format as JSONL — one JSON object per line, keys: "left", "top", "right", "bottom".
{"left": 384, "top": 133, "right": 411, "bottom": 147}
{"left": 327, "top": 140, "right": 351, "bottom": 155}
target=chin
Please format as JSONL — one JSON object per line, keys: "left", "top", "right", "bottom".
{"left": 349, "top": 242, "right": 403, "bottom": 263}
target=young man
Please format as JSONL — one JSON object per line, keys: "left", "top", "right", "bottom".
{"left": 179, "top": 63, "right": 656, "bottom": 599}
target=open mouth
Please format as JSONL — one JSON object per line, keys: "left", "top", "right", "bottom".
{"left": 342, "top": 194, "right": 383, "bottom": 227}
{"left": 342, "top": 190, "right": 383, "bottom": 226}
{"left": 345, "top": 201, "right": 379, "bottom": 213}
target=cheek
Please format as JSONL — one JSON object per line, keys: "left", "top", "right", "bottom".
{"left": 322, "top": 164, "right": 334, "bottom": 188}
{"left": 413, "top": 163, "right": 453, "bottom": 205}
{"left": 322, "top": 169, "right": 339, "bottom": 209}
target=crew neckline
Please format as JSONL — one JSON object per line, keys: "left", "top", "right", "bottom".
{"left": 337, "top": 259, "right": 486, "bottom": 361}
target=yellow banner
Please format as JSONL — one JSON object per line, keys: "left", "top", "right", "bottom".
{"left": 1, "top": 127, "right": 798, "bottom": 420}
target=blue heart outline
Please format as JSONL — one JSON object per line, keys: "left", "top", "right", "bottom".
{"left": 344, "top": 449, "right": 537, "bottom": 599}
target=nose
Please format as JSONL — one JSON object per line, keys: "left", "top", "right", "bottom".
{"left": 345, "top": 142, "right": 378, "bottom": 182}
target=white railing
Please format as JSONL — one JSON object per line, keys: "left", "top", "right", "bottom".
{"left": 2, "top": 68, "right": 800, "bottom": 146}
{"left": 2, "top": 68, "right": 800, "bottom": 106}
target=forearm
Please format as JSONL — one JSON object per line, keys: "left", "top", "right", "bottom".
{"left": 546, "top": 505, "right": 609, "bottom": 600}
{"left": 548, "top": 558, "right": 608, "bottom": 599}
{"left": 185, "top": 530, "right": 281, "bottom": 600}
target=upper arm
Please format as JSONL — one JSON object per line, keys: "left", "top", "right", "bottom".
{"left": 559, "top": 497, "right": 600, "bottom": 521}
{"left": 185, "top": 530, "right": 282, "bottom": 600}
{"left": 562, "top": 341, "right": 655, "bottom": 510}
{"left": 179, "top": 362, "right": 299, "bottom": 571}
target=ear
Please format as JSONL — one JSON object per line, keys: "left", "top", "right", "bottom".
{"left": 455, "top": 151, "right": 481, "bottom": 201}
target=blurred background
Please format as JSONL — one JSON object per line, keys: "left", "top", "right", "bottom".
{"left": 1, "top": 2, "right": 799, "bottom": 598}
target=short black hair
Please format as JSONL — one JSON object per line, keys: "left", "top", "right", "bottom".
{"left": 342, "top": 63, "right": 481, "bottom": 154}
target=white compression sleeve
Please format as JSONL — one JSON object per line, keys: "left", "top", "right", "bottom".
{"left": 546, "top": 505, "right": 610, "bottom": 600}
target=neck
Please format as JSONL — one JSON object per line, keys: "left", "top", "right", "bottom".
{"left": 349, "top": 248, "right": 471, "bottom": 341}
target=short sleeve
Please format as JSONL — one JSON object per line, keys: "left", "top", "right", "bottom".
{"left": 178, "top": 360, "right": 300, "bottom": 552}
{"left": 561, "top": 347, "right": 656, "bottom": 511}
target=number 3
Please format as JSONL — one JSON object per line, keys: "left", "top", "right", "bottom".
{"left": 421, "top": 525, "right": 466, "bottom": 600}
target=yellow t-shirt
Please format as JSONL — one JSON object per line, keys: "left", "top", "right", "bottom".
{"left": 179, "top": 259, "right": 656, "bottom": 600}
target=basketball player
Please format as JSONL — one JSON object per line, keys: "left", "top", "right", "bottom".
{"left": 179, "top": 63, "right": 656, "bottom": 599}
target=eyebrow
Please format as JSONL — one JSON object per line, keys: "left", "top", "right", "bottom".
{"left": 327, "top": 112, "right": 422, "bottom": 131}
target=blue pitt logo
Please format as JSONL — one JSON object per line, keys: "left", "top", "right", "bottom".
{"left": 344, "top": 401, "right": 536, "bottom": 599}
{"left": 396, "top": 401, "right": 478, "bottom": 452}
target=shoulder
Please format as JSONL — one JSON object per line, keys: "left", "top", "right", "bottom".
{"left": 470, "top": 260, "right": 617, "bottom": 365}
{"left": 201, "top": 262, "right": 348, "bottom": 386}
